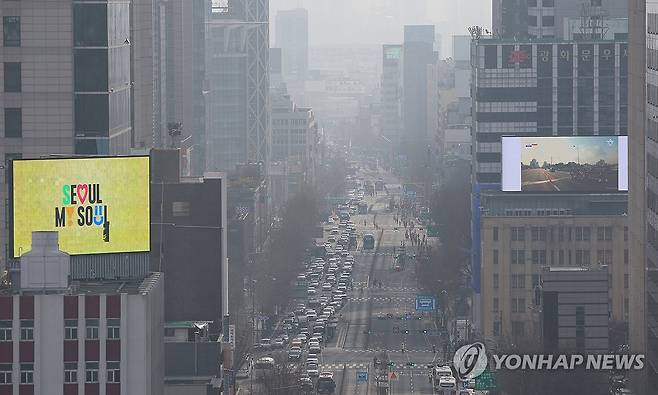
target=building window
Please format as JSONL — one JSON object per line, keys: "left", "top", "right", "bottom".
{"left": 531, "top": 227, "right": 547, "bottom": 241}
{"left": 107, "top": 319, "right": 120, "bottom": 339}
{"left": 493, "top": 227, "right": 499, "bottom": 241}
{"left": 85, "top": 362, "right": 99, "bottom": 383}
{"left": 624, "top": 249, "right": 629, "bottom": 265}
{"left": 20, "top": 320, "right": 33, "bottom": 341}
{"left": 527, "top": 15, "right": 537, "bottom": 27}
{"left": 493, "top": 297, "right": 499, "bottom": 312}
{"left": 511, "top": 274, "right": 525, "bottom": 289}
{"left": 542, "top": 15, "right": 555, "bottom": 27}
{"left": 493, "top": 273, "right": 499, "bottom": 289}
{"left": 493, "top": 321, "right": 501, "bottom": 336}
{"left": 624, "top": 226, "right": 628, "bottom": 241}
{"left": 4, "top": 108, "right": 22, "bottom": 138}
{"left": 86, "top": 319, "right": 99, "bottom": 340}
{"left": 624, "top": 274, "right": 629, "bottom": 289}
{"left": 559, "top": 250, "right": 565, "bottom": 265}
{"left": 511, "top": 249, "right": 525, "bottom": 265}
{"left": 605, "top": 226, "right": 612, "bottom": 241}
{"left": 597, "top": 249, "right": 613, "bottom": 265}
{"left": 0, "top": 365, "right": 11, "bottom": 384}
{"left": 0, "top": 321, "right": 11, "bottom": 341}
{"left": 4, "top": 62, "right": 20, "bottom": 92}
{"left": 64, "top": 363, "right": 77, "bottom": 384}
{"left": 558, "top": 227, "right": 564, "bottom": 241}
{"left": 3, "top": 16, "right": 20, "bottom": 47}
{"left": 531, "top": 250, "right": 546, "bottom": 265}
{"left": 165, "top": 328, "right": 175, "bottom": 337}
{"left": 512, "top": 298, "right": 526, "bottom": 313}
{"left": 64, "top": 319, "right": 78, "bottom": 340}
{"left": 106, "top": 361, "right": 120, "bottom": 383}
{"left": 493, "top": 249, "right": 499, "bottom": 265}
{"left": 511, "top": 227, "right": 525, "bottom": 241}
{"left": 20, "top": 364, "right": 33, "bottom": 384}
{"left": 597, "top": 226, "right": 605, "bottom": 241}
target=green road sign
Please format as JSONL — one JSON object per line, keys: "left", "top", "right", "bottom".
{"left": 475, "top": 369, "right": 497, "bottom": 390}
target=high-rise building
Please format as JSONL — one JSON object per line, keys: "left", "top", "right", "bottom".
{"left": 492, "top": 0, "right": 529, "bottom": 39}
{"left": 471, "top": 38, "right": 628, "bottom": 185}
{"left": 0, "top": 232, "right": 164, "bottom": 395}
{"left": 401, "top": 25, "right": 438, "bottom": 176}
{"left": 131, "top": 0, "right": 156, "bottom": 151}
{"left": 380, "top": 45, "right": 402, "bottom": 143}
{"left": 162, "top": 0, "right": 207, "bottom": 175}
{"left": 275, "top": 8, "right": 308, "bottom": 78}
{"left": 0, "top": 0, "right": 136, "bottom": 272}
{"left": 628, "top": 0, "right": 654, "bottom": 392}
{"left": 493, "top": 0, "right": 627, "bottom": 40}
{"left": 205, "top": 0, "right": 270, "bottom": 174}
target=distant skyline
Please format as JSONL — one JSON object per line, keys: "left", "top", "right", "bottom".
{"left": 520, "top": 137, "right": 619, "bottom": 166}
{"left": 269, "top": 0, "right": 492, "bottom": 57}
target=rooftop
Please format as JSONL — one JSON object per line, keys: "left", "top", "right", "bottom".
{"left": 1, "top": 272, "right": 162, "bottom": 296}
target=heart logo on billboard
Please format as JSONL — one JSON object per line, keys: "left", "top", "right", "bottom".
{"left": 77, "top": 184, "right": 88, "bottom": 204}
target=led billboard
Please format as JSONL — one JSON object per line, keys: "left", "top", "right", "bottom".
{"left": 502, "top": 136, "right": 628, "bottom": 192}
{"left": 12, "top": 156, "right": 150, "bottom": 257}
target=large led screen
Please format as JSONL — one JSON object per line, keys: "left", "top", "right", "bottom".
{"left": 12, "top": 156, "right": 150, "bottom": 257}
{"left": 502, "top": 136, "right": 628, "bottom": 192}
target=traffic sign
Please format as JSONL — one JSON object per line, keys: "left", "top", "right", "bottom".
{"left": 356, "top": 371, "right": 368, "bottom": 383}
{"left": 388, "top": 371, "right": 399, "bottom": 381}
{"left": 475, "top": 369, "right": 496, "bottom": 390}
{"left": 415, "top": 295, "right": 436, "bottom": 311}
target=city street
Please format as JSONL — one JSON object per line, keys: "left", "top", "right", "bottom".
{"left": 316, "top": 185, "right": 442, "bottom": 395}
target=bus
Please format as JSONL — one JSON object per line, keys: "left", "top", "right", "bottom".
{"left": 253, "top": 356, "right": 275, "bottom": 380}
{"left": 362, "top": 234, "right": 375, "bottom": 250}
{"left": 316, "top": 371, "right": 336, "bottom": 394}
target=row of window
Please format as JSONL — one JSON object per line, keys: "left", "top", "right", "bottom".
{"left": 494, "top": 225, "right": 620, "bottom": 242}
{"left": 0, "top": 319, "right": 120, "bottom": 342}
{"left": 492, "top": 297, "right": 528, "bottom": 313}
{"left": 493, "top": 248, "right": 625, "bottom": 266}
{"left": 0, "top": 362, "right": 119, "bottom": 384}
{"left": 527, "top": 15, "right": 555, "bottom": 28}
{"left": 493, "top": 321, "right": 526, "bottom": 337}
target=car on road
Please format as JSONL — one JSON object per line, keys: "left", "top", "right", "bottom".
{"left": 259, "top": 338, "right": 272, "bottom": 349}
{"left": 317, "top": 372, "right": 336, "bottom": 394}
{"left": 288, "top": 346, "right": 302, "bottom": 361}
{"left": 309, "top": 343, "right": 321, "bottom": 354}
{"left": 273, "top": 337, "right": 285, "bottom": 348}
{"left": 307, "top": 364, "right": 320, "bottom": 377}
{"left": 322, "top": 283, "right": 332, "bottom": 292}
{"left": 299, "top": 376, "right": 314, "bottom": 391}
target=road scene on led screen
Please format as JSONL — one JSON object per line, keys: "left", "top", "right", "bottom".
{"left": 521, "top": 137, "right": 619, "bottom": 192}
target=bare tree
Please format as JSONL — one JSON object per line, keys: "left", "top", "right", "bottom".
{"left": 260, "top": 352, "right": 303, "bottom": 395}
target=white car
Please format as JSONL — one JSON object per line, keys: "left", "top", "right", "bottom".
{"left": 307, "top": 364, "right": 320, "bottom": 377}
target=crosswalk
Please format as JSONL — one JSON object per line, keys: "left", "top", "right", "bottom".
{"left": 341, "top": 347, "right": 437, "bottom": 353}
{"left": 318, "top": 363, "right": 432, "bottom": 371}
{"left": 347, "top": 297, "right": 415, "bottom": 302}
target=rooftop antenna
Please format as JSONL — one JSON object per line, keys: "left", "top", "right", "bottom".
{"left": 579, "top": 2, "right": 609, "bottom": 40}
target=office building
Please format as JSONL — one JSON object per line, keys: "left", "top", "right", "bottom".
{"left": 275, "top": 8, "right": 308, "bottom": 78}
{"left": 380, "top": 45, "right": 402, "bottom": 143}
{"left": 270, "top": 94, "right": 320, "bottom": 210}
{"left": 493, "top": 0, "right": 529, "bottom": 39}
{"left": 472, "top": 38, "right": 628, "bottom": 185}
{"left": 149, "top": 150, "right": 227, "bottom": 331}
{"left": 0, "top": 0, "right": 152, "bottom": 272}
{"left": 0, "top": 232, "right": 164, "bottom": 395}
{"left": 477, "top": 194, "right": 629, "bottom": 342}
{"left": 542, "top": 266, "right": 610, "bottom": 354}
{"left": 402, "top": 25, "right": 438, "bottom": 176}
{"left": 162, "top": 0, "right": 207, "bottom": 175}
{"left": 493, "top": 0, "right": 627, "bottom": 40}
{"left": 205, "top": 0, "right": 270, "bottom": 174}
{"left": 131, "top": 0, "right": 156, "bottom": 151}
{"left": 629, "top": 0, "right": 655, "bottom": 392}
{"left": 453, "top": 35, "right": 472, "bottom": 99}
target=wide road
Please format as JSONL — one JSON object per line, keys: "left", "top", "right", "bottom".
{"left": 320, "top": 184, "right": 442, "bottom": 395}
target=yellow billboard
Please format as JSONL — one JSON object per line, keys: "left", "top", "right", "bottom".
{"left": 12, "top": 157, "right": 150, "bottom": 257}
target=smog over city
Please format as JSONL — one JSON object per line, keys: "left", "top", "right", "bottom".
{"left": 0, "top": 1, "right": 649, "bottom": 395}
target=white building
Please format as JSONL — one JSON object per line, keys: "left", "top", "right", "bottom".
{"left": 0, "top": 232, "right": 164, "bottom": 395}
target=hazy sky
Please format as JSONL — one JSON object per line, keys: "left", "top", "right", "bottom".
{"left": 270, "top": 0, "right": 492, "bottom": 56}
{"left": 521, "top": 137, "right": 619, "bottom": 165}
